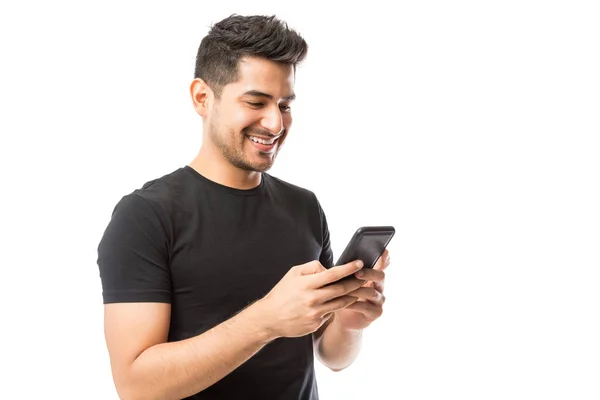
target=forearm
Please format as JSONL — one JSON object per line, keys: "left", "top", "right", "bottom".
{"left": 119, "top": 303, "right": 274, "bottom": 400}
{"left": 314, "top": 313, "right": 363, "bottom": 371}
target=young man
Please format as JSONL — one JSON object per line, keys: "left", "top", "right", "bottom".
{"left": 97, "top": 14, "right": 391, "bottom": 400}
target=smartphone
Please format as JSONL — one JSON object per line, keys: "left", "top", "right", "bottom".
{"left": 335, "top": 226, "right": 395, "bottom": 269}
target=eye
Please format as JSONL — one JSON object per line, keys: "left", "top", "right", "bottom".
{"left": 280, "top": 104, "right": 291, "bottom": 112}
{"left": 246, "top": 102, "right": 264, "bottom": 108}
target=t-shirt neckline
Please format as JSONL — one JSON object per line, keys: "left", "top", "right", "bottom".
{"left": 183, "top": 165, "right": 266, "bottom": 196}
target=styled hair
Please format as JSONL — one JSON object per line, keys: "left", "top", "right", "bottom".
{"left": 194, "top": 14, "right": 308, "bottom": 97}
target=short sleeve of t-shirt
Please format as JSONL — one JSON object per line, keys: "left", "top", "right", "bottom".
{"left": 316, "top": 199, "right": 334, "bottom": 269}
{"left": 97, "top": 193, "right": 171, "bottom": 304}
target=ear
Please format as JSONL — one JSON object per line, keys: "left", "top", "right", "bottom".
{"left": 190, "top": 78, "right": 213, "bottom": 118}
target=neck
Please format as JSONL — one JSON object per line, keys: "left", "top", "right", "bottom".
{"left": 188, "top": 141, "right": 262, "bottom": 190}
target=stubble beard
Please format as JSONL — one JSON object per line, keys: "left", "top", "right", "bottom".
{"left": 208, "top": 119, "right": 281, "bottom": 173}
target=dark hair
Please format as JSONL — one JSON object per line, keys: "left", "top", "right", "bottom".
{"left": 194, "top": 14, "right": 308, "bottom": 97}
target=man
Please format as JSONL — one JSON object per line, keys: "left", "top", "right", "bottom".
{"left": 97, "top": 14, "right": 391, "bottom": 400}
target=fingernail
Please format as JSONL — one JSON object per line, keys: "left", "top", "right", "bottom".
{"left": 356, "top": 270, "right": 365, "bottom": 278}
{"left": 356, "top": 260, "right": 363, "bottom": 268}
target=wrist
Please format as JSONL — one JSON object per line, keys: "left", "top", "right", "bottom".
{"left": 318, "top": 312, "right": 364, "bottom": 371}
{"left": 243, "top": 299, "right": 280, "bottom": 344}
{"left": 332, "top": 311, "right": 364, "bottom": 337}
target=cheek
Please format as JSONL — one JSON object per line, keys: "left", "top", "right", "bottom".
{"left": 231, "top": 109, "right": 261, "bottom": 131}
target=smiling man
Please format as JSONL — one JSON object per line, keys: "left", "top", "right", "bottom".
{"left": 190, "top": 55, "right": 296, "bottom": 184}
{"left": 97, "top": 14, "right": 390, "bottom": 400}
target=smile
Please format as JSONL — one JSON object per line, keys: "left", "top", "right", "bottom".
{"left": 247, "top": 135, "right": 277, "bottom": 145}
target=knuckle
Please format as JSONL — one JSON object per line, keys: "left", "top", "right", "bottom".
{"left": 346, "top": 278, "right": 361, "bottom": 289}
{"left": 329, "top": 287, "right": 343, "bottom": 301}
{"left": 338, "top": 285, "right": 352, "bottom": 298}
{"left": 311, "top": 260, "right": 325, "bottom": 270}
{"left": 305, "top": 294, "right": 319, "bottom": 307}
{"left": 339, "top": 283, "right": 353, "bottom": 296}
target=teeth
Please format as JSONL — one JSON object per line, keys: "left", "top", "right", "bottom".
{"left": 249, "top": 136, "right": 276, "bottom": 145}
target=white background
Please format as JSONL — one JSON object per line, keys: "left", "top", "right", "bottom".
{"left": 1, "top": 1, "right": 599, "bottom": 399}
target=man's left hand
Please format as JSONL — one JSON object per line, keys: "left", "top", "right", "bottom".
{"left": 333, "top": 249, "right": 391, "bottom": 331}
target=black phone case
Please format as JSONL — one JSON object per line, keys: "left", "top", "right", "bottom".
{"left": 334, "top": 226, "right": 395, "bottom": 268}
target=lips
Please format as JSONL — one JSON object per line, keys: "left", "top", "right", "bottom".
{"left": 246, "top": 135, "right": 278, "bottom": 152}
{"left": 247, "top": 135, "right": 277, "bottom": 145}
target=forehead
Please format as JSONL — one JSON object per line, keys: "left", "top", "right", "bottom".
{"left": 225, "top": 56, "right": 295, "bottom": 98}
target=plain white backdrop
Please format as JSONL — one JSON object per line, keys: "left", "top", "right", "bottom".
{"left": 1, "top": 1, "right": 599, "bottom": 399}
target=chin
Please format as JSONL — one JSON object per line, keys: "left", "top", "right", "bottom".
{"left": 250, "top": 159, "right": 275, "bottom": 172}
{"left": 231, "top": 155, "right": 275, "bottom": 173}
{"left": 247, "top": 150, "right": 279, "bottom": 172}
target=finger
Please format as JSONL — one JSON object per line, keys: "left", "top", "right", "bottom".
{"left": 345, "top": 300, "right": 384, "bottom": 320}
{"left": 374, "top": 250, "right": 391, "bottom": 271}
{"left": 366, "top": 291, "right": 386, "bottom": 307}
{"left": 354, "top": 268, "right": 385, "bottom": 283}
{"left": 308, "top": 260, "right": 363, "bottom": 288}
{"left": 317, "top": 277, "right": 366, "bottom": 302}
{"left": 373, "top": 280, "right": 385, "bottom": 294}
{"left": 373, "top": 251, "right": 385, "bottom": 270}
{"left": 319, "top": 295, "right": 358, "bottom": 315}
{"left": 346, "top": 287, "right": 382, "bottom": 302}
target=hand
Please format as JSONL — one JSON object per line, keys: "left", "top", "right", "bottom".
{"left": 334, "top": 249, "right": 391, "bottom": 331}
{"left": 255, "top": 260, "right": 367, "bottom": 339}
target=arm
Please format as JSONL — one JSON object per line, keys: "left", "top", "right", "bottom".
{"left": 105, "top": 301, "right": 273, "bottom": 400}
{"left": 313, "top": 313, "right": 363, "bottom": 371}
{"left": 313, "top": 250, "right": 390, "bottom": 371}
{"left": 99, "top": 195, "right": 276, "bottom": 399}
{"left": 104, "top": 260, "right": 366, "bottom": 400}
{"left": 311, "top": 198, "right": 363, "bottom": 371}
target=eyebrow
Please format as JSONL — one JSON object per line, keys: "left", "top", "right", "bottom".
{"left": 242, "top": 90, "right": 296, "bottom": 101}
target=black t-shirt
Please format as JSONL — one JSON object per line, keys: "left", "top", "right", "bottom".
{"left": 97, "top": 165, "right": 334, "bottom": 399}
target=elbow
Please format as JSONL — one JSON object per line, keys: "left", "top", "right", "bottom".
{"left": 317, "top": 350, "right": 352, "bottom": 372}
{"left": 116, "top": 380, "right": 173, "bottom": 400}
{"left": 114, "top": 378, "right": 152, "bottom": 400}
{"left": 114, "top": 382, "right": 139, "bottom": 400}
{"left": 316, "top": 350, "right": 351, "bottom": 373}
{"left": 116, "top": 388, "right": 151, "bottom": 400}
{"left": 328, "top": 365, "right": 348, "bottom": 373}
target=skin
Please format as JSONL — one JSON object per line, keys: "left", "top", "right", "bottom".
{"left": 103, "top": 56, "right": 391, "bottom": 400}
{"left": 188, "top": 56, "right": 295, "bottom": 189}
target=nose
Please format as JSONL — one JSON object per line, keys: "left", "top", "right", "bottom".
{"left": 260, "top": 105, "right": 284, "bottom": 136}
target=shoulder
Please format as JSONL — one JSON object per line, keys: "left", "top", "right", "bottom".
{"left": 124, "top": 167, "right": 191, "bottom": 211}
{"left": 263, "top": 173, "right": 319, "bottom": 204}
{"left": 133, "top": 167, "right": 187, "bottom": 203}
{"left": 262, "top": 174, "right": 328, "bottom": 226}
{"left": 108, "top": 167, "right": 191, "bottom": 228}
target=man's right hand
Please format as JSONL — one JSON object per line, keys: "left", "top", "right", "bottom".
{"left": 255, "top": 260, "right": 366, "bottom": 339}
